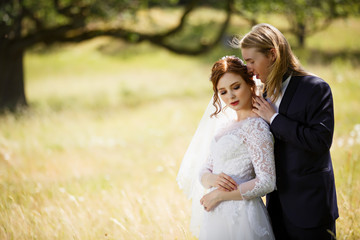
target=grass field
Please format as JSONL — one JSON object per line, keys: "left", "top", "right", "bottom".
{"left": 0, "top": 15, "right": 360, "bottom": 239}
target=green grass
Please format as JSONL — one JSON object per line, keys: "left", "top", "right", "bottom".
{"left": 1, "top": 14, "right": 360, "bottom": 239}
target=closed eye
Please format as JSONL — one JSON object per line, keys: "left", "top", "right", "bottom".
{"left": 220, "top": 91, "right": 227, "bottom": 95}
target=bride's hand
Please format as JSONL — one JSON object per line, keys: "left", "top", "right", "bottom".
{"left": 212, "top": 172, "right": 238, "bottom": 191}
{"left": 200, "top": 189, "right": 223, "bottom": 212}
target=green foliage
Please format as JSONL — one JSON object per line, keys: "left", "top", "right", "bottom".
{"left": 267, "top": 0, "right": 360, "bottom": 46}
{"left": 235, "top": 0, "right": 278, "bottom": 13}
{"left": 0, "top": 0, "right": 181, "bottom": 41}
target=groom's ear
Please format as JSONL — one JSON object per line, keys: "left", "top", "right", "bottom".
{"left": 269, "top": 48, "right": 277, "bottom": 62}
{"left": 268, "top": 48, "right": 277, "bottom": 62}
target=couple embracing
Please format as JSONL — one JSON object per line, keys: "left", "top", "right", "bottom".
{"left": 177, "top": 23, "right": 338, "bottom": 240}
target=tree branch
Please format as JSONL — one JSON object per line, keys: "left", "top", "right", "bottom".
{"left": 56, "top": 0, "right": 234, "bottom": 55}
{"left": 13, "top": 0, "right": 201, "bottom": 50}
{"left": 54, "top": 0, "right": 89, "bottom": 19}
{"left": 12, "top": 0, "right": 233, "bottom": 56}
{"left": 22, "top": 6, "right": 44, "bottom": 30}
{"left": 145, "top": 0, "right": 234, "bottom": 55}
{"left": 158, "top": 0, "right": 201, "bottom": 38}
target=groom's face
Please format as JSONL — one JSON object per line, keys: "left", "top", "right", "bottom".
{"left": 241, "top": 48, "right": 274, "bottom": 84}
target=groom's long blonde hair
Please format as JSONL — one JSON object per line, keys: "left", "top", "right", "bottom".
{"left": 239, "top": 23, "right": 308, "bottom": 102}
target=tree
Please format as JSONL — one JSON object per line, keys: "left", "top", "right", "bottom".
{"left": 275, "top": 0, "right": 360, "bottom": 47}
{"left": 0, "top": 0, "right": 234, "bottom": 111}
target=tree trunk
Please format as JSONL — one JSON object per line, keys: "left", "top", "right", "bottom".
{"left": 0, "top": 47, "right": 27, "bottom": 112}
{"left": 297, "top": 23, "right": 306, "bottom": 48}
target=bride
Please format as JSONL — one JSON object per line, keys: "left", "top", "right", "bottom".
{"left": 177, "top": 56, "right": 276, "bottom": 240}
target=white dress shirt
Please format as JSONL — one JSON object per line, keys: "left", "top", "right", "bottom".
{"left": 269, "top": 74, "right": 292, "bottom": 124}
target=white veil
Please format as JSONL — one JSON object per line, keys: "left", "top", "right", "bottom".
{"left": 176, "top": 96, "right": 236, "bottom": 237}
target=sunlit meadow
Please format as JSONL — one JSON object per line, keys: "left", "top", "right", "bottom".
{"left": 0, "top": 11, "right": 359, "bottom": 239}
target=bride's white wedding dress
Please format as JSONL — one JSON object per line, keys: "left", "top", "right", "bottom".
{"left": 199, "top": 117, "right": 276, "bottom": 240}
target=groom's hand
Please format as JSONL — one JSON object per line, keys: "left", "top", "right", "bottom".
{"left": 213, "top": 172, "right": 238, "bottom": 191}
{"left": 252, "top": 96, "right": 276, "bottom": 123}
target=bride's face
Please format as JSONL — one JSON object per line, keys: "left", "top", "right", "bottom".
{"left": 217, "top": 72, "right": 253, "bottom": 111}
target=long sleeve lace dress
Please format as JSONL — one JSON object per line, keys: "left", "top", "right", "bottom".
{"left": 199, "top": 117, "right": 276, "bottom": 240}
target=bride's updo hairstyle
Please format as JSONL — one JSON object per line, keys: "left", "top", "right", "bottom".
{"left": 210, "top": 55, "right": 254, "bottom": 117}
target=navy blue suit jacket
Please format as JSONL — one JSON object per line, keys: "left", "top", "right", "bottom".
{"left": 266, "top": 75, "right": 339, "bottom": 228}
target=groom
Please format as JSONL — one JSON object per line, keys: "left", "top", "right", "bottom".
{"left": 240, "top": 23, "right": 339, "bottom": 240}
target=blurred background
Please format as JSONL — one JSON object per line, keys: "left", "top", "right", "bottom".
{"left": 0, "top": 0, "right": 359, "bottom": 239}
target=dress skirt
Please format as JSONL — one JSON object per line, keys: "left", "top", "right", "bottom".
{"left": 199, "top": 197, "right": 275, "bottom": 240}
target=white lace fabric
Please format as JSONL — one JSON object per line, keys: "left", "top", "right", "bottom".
{"left": 200, "top": 117, "right": 276, "bottom": 200}
{"left": 198, "top": 117, "right": 276, "bottom": 239}
{"left": 177, "top": 97, "right": 276, "bottom": 238}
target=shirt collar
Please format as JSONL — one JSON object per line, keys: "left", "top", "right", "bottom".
{"left": 281, "top": 73, "right": 292, "bottom": 92}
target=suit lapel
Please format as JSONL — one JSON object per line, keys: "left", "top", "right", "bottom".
{"left": 279, "top": 75, "right": 301, "bottom": 114}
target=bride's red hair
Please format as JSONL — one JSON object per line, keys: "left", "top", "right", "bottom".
{"left": 210, "top": 56, "right": 254, "bottom": 117}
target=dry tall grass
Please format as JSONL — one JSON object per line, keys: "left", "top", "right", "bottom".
{"left": 0, "top": 16, "right": 359, "bottom": 239}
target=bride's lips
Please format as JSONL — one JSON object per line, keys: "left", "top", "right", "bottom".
{"left": 230, "top": 100, "right": 239, "bottom": 106}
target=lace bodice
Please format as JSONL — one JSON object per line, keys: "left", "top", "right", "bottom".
{"left": 200, "top": 117, "right": 275, "bottom": 200}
